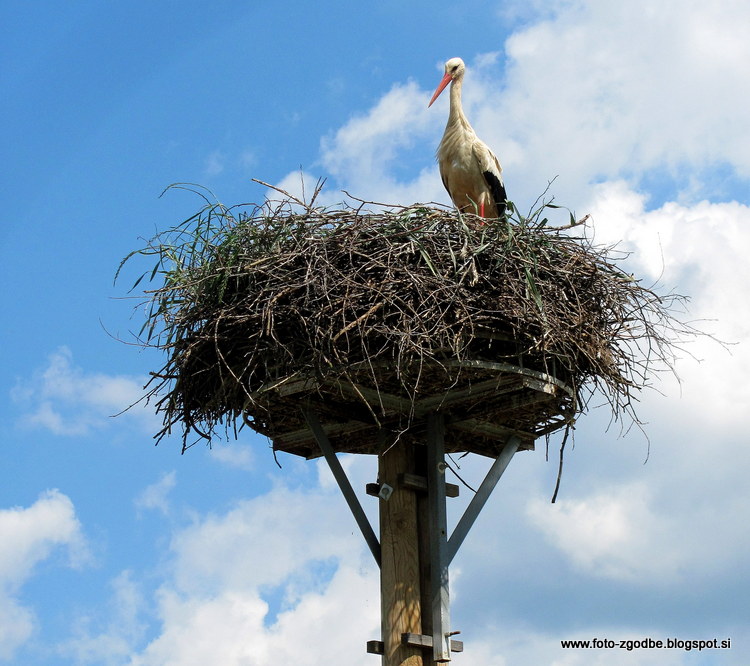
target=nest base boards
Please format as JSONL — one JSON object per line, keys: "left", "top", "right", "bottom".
{"left": 248, "top": 359, "right": 575, "bottom": 460}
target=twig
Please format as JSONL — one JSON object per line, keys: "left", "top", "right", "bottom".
{"left": 551, "top": 423, "right": 572, "bottom": 503}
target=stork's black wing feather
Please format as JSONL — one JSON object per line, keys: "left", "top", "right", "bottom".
{"left": 483, "top": 170, "right": 508, "bottom": 217}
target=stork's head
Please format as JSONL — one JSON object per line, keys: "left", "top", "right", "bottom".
{"left": 428, "top": 57, "right": 465, "bottom": 107}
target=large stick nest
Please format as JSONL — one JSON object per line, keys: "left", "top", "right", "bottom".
{"left": 119, "top": 183, "right": 692, "bottom": 458}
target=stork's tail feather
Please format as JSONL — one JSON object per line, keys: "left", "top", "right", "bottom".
{"left": 483, "top": 170, "right": 508, "bottom": 218}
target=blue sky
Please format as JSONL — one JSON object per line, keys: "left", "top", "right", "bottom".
{"left": 2, "top": 1, "right": 749, "bottom": 664}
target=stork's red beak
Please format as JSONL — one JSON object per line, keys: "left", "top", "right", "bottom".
{"left": 428, "top": 71, "right": 452, "bottom": 107}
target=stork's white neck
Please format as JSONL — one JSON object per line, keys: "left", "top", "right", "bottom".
{"left": 448, "top": 76, "right": 472, "bottom": 132}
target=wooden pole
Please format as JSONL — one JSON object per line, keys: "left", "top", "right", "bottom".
{"left": 379, "top": 441, "right": 424, "bottom": 666}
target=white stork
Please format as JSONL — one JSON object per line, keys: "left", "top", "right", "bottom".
{"left": 428, "top": 57, "right": 507, "bottom": 220}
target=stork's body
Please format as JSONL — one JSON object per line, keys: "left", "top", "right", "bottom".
{"left": 429, "top": 58, "right": 507, "bottom": 219}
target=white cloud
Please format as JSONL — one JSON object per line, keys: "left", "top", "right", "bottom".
{"left": 503, "top": 1, "right": 750, "bottom": 202}
{"left": 239, "top": 149, "right": 256, "bottom": 170}
{"left": 11, "top": 347, "right": 157, "bottom": 437}
{"left": 316, "top": 80, "right": 446, "bottom": 207}
{"left": 0, "top": 490, "right": 88, "bottom": 660}
{"left": 134, "top": 472, "right": 177, "bottom": 517}
{"left": 585, "top": 182, "right": 750, "bottom": 428}
{"left": 59, "top": 570, "right": 147, "bottom": 665}
{"left": 123, "top": 476, "right": 379, "bottom": 666}
{"left": 209, "top": 442, "right": 255, "bottom": 471}
{"left": 0, "top": 490, "right": 89, "bottom": 582}
{"left": 203, "top": 150, "right": 225, "bottom": 177}
{"left": 129, "top": 564, "right": 377, "bottom": 666}
{"left": 0, "top": 601, "right": 33, "bottom": 663}
{"left": 167, "top": 484, "right": 366, "bottom": 596}
{"left": 527, "top": 482, "right": 684, "bottom": 582}
{"left": 130, "top": 589, "right": 269, "bottom": 666}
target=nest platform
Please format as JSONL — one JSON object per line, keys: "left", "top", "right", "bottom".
{"left": 249, "top": 353, "right": 574, "bottom": 459}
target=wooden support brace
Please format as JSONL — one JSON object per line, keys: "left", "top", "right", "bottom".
{"left": 302, "top": 410, "right": 382, "bottom": 567}
{"left": 446, "top": 435, "right": 521, "bottom": 566}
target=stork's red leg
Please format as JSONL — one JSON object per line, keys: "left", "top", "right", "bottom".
{"left": 478, "top": 201, "right": 489, "bottom": 226}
